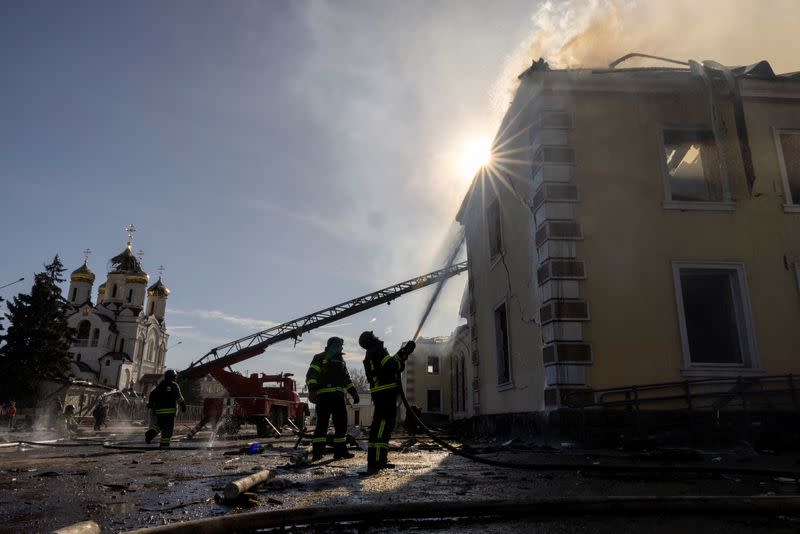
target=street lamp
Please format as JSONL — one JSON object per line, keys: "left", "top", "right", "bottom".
{"left": 0, "top": 277, "right": 24, "bottom": 290}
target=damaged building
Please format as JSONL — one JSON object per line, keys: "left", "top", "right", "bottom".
{"left": 456, "top": 57, "right": 800, "bottom": 435}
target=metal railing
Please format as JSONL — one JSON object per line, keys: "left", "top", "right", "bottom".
{"left": 563, "top": 374, "right": 800, "bottom": 444}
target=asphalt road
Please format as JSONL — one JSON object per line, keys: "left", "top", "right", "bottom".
{"left": 2, "top": 424, "right": 800, "bottom": 533}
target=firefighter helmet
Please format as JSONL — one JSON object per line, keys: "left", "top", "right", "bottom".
{"left": 358, "top": 331, "right": 375, "bottom": 349}
{"left": 164, "top": 369, "right": 177, "bottom": 381}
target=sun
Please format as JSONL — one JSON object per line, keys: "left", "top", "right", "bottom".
{"left": 457, "top": 135, "right": 493, "bottom": 177}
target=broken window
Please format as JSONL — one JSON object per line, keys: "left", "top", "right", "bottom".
{"left": 427, "top": 356, "right": 439, "bottom": 375}
{"left": 487, "top": 197, "right": 502, "bottom": 260}
{"left": 662, "top": 129, "right": 724, "bottom": 202}
{"left": 673, "top": 263, "right": 757, "bottom": 369}
{"left": 427, "top": 389, "right": 441, "bottom": 413}
{"left": 777, "top": 131, "right": 800, "bottom": 205}
{"left": 494, "top": 301, "right": 511, "bottom": 385}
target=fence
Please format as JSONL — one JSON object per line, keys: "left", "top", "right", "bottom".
{"left": 559, "top": 374, "right": 800, "bottom": 447}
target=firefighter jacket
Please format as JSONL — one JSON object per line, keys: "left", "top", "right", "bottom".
{"left": 147, "top": 380, "right": 186, "bottom": 416}
{"left": 306, "top": 352, "right": 356, "bottom": 397}
{"left": 363, "top": 346, "right": 405, "bottom": 395}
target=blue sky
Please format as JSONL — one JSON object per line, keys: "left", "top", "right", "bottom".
{"left": 0, "top": 0, "right": 539, "bottom": 382}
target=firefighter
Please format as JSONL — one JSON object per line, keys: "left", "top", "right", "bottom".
{"left": 306, "top": 336, "right": 360, "bottom": 461}
{"left": 144, "top": 369, "right": 186, "bottom": 448}
{"left": 359, "top": 331, "right": 415, "bottom": 475}
{"left": 92, "top": 402, "right": 108, "bottom": 431}
{"left": 6, "top": 402, "right": 17, "bottom": 430}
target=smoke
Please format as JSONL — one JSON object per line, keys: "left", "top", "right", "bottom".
{"left": 491, "top": 0, "right": 800, "bottom": 115}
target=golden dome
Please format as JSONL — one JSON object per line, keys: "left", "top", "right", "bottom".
{"left": 147, "top": 277, "right": 170, "bottom": 297}
{"left": 70, "top": 261, "right": 95, "bottom": 284}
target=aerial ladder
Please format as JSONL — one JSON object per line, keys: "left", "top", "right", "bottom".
{"left": 180, "top": 261, "right": 467, "bottom": 438}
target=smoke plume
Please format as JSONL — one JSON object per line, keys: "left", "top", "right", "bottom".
{"left": 492, "top": 0, "right": 800, "bottom": 114}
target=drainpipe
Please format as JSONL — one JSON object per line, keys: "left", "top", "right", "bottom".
{"left": 688, "top": 60, "right": 732, "bottom": 202}
{"left": 702, "top": 60, "right": 756, "bottom": 195}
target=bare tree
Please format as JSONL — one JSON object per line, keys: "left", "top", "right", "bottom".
{"left": 348, "top": 367, "right": 370, "bottom": 393}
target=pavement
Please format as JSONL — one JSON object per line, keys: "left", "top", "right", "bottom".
{"left": 2, "top": 422, "right": 800, "bottom": 533}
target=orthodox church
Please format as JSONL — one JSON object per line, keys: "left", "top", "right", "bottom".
{"left": 65, "top": 228, "right": 171, "bottom": 393}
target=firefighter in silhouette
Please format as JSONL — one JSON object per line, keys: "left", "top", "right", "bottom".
{"left": 306, "top": 336, "right": 360, "bottom": 461}
{"left": 92, "top": 401, "right": 108, "bottom": 431}
{"left": 359, "top": 331, "right": 415, "bottom": 475}
{"left": 145, "top": 369, "right": 186, "bottom": 448}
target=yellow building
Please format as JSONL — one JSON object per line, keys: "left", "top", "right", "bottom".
{"left": 457, "top": 58, "right": 800, "bottom": 415}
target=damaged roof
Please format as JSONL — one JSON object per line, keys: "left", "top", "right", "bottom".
{"left": 519, "top": 55, "right": 800, "bottom": 81}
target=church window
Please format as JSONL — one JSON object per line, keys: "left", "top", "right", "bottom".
{"left": 111, "top": 285, "right": 117, "bottom": 298}
{"left": 71, "top": 287, "right": 77, "bottom": 301}
{"left": 106, "top": 334, "right": 112, "bottom": 348}
{"left": 119, "top": 338, "right": 125, "bottom": 353}
{"left": 76, "top": 320, "right": 91, "bottom": 345}
{"left": 149, "top": 302, "right": 154, "bottom": 315}
{"left": 91, "top": 328, "right": 99, "bottom": 347}
{"left": 105, "top": 359, "right": 110, "bottom": 366}
{"left": 126, "top": 289, "right": 133, "bottom": 303}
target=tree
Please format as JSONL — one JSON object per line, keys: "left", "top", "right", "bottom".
{"left": 349, "top": 367, "right": 370, "bottom": 393}
{"left": 177, "top": 376, "right": 203, "bottom": 405}
{"left": 0, "top": 256, "right": 74, "bottom": 403}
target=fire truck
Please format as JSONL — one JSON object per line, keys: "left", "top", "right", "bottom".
{"left": 180, "top": 261, "right": 466, "bottom": 438}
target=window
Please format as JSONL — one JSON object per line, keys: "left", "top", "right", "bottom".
{"left": 105, "top": 359, "right": 110, "bottom": 367}
{"left": 126, "top": 289, "right": 133, "bottom": 303}
{"left": 775, "top": 129, "right": 800, "bottom": 210}
{"left": 672, "top": 262, "right": 759, "bottom": 375}
{"left": 540, "top": 110, "right": 573, "bottom": 129}
{"left": 76, "top": 320, "right": 91, "bottom": 340}
{"left": 427, "top": 356, "right": 439, "bottom": 375}
{"left": 111, "top": 285, "right": 117, "bottom": 298}
{"left": 662, "top": 129, "right": 728, "bottom": 205}
{"left": 353, "top": 409, "right": 360, "bottom": 426}
{"left": 119, "top": 338, "right": 125, "bottom": 353}
{"left": 149, "top": 302, "right": 155, "bottom": 315}
{"left": 494, "top": 301, "right": 511, "bottom": 386}
{"left": 71, "top": 287, "right": 77, "bottom": 301}
{"left": 427, "top": 389, "right": 442, "bottom": 413}
{"left": 75, "top": 354, "right": 81, "bottom": 362}
{"left": 91, "top": 328, "right": 99, "bottom": 347}
{"left": 487, "top": 197, "right": 502, "bottom": 260}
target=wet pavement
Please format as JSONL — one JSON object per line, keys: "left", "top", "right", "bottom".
{"left": 2, "top": 424, "right": 800, "bottom": 533}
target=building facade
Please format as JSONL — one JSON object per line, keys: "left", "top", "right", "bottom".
{"left": 404, "top": 335, "right": 453, "bottom": 418}
{"left": 65, "top": 238, "right": 171, "bottom": 392}
{"left": 457, "top": 58, "right": 800, "bottom": 415}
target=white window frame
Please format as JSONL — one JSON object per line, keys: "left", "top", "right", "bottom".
{"left": 773, "top": 128, "right": 800, "bottom": 213}
{"left": 426, "top": 356, "right": 440, "bottom": 375}
{"left": 426, "top": 388, "right": 442, "bottom": 413}
{"left": 658, "top": 126, "right": 735, "bottom": 211}
{"left": 493, "top": 298, "right": 513, "bottom": 389}
{"left": 671, "top": 261, "right": 761, "bottom": 377}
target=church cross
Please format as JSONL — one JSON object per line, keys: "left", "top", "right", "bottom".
{"left": 125, "top": 224, "right": 137, "bottom": 246}
{"left": 83, "top": 248, "right": 92, "bottom": 263}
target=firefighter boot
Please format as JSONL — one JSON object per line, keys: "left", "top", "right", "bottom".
{"left": 145, "top": 429, "right": 157, "bottom": 444}
{"left": 311, "top": 439, "right": 325, "bottom": 461}
{"left": 333, "top": 439, "right": 354, "bottom": 459}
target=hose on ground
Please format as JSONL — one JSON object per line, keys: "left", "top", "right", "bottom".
{"left": 398, "top": 383, "right": 800, "bottom": 478}
{"left": 122, "top": 495, "right": 800, "bottom": 533}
